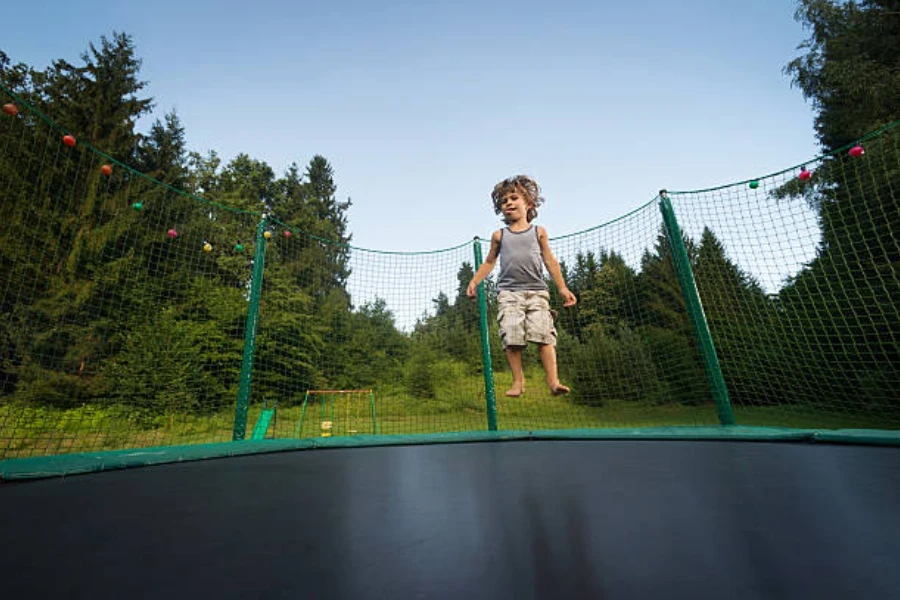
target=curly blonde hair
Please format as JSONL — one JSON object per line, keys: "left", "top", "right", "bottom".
{"left": 491, "top": 175, "right": 544, "bottom": 223}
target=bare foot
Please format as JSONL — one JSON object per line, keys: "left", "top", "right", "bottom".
{"left": 505, "top": 386, "right": 523, "bottom": 398}
{"left": 549, "top": 382, "right": 570, "bottom": 396}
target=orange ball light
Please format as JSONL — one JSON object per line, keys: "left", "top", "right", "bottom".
{"left": 100, "top": 164, "right": 112, "bottom": 176}
{"left": 63, "top": 135, "right": 76, "bottom": 147}
{"left": 2, "top": 103, "right": 18, "bottom": 116}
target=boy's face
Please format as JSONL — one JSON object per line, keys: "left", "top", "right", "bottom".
{"left": 500, "top": 187, "right": 531, "bottom": 223}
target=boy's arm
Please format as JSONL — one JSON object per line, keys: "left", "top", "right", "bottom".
{"left": 466, "top": 230, "right": 501, "bottom": 298}
{"left": 537, "top": 226, "right": 577, "bottom": 307}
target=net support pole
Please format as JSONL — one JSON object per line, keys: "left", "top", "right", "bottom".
{"left": 295, "top": 391, "right": 311, "bottom": 438}
{"left": 369, "top": 390, "right": 380, "bottom": 435}
{"left": 473, "top": 237, "right": 498, "bottom": 431}
{"left": 233, "top": 213, "right": 269, "bottom": 440}
{"left": 658, "top": 191, "right": 736, "bottom": 425}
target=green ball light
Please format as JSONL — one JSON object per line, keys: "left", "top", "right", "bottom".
{"left": 749, "top": 180, "right": 759, "bottom": 189}
{"left": 131, "top": 202, "right": 143, "bottom": 211}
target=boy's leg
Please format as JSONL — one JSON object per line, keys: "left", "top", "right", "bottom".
{"left": 505, "top": 346, "right": 526, "bottom": 397}
{"left": 538, "top": 343, "right": 570, "bottom": 395}
{"left": 497, "top": 290, "right": 527, "bottom": 398}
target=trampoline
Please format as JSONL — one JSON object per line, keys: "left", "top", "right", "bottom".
{"left": 2, "top": 437, "right": 900, "bottom": 599}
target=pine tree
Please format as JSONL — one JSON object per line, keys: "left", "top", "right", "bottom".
{"left": 638, "top": 231, "right": 693, "bottom": 336}
{"left": 38, "top": 32, "right": 152, "bottom": 158}
{"left": 635, "top": 230, "right": 709, "bottom": 405}
{"left": 776, "top": 0, "right": 900, "bottom": 412}
{"left": 304, "top": 155, "right": 352, "bottom": 294}
{"left": 693, "top": 227, "right": 779, "bottom": 405}
{"left": 136, "top": 110, "right": 187, "bottom": 186}
{"left": 4, "top": 33, "right": 155, "bottom": 406}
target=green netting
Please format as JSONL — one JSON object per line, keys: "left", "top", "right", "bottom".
{"left": 1, "top": 91, "right": 260, "bottom": 457}
{"left": 248, "top": 232, "right": 492, "bottom": 440}
{"left": 1, "top": 82, "right": 898, "bottom": 471}
{"left": 481, "top": 200, "right": 726, "bottom": 430}
{"left": 668, "top": 122, "right": 900, "bottom": 430}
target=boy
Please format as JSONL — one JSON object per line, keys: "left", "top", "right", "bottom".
{"left": 466, "top": 175, "right": 577, "bottom": 397}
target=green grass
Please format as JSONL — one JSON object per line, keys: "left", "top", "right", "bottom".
{"left": 2, "top": 366, "right": 897, "bottom": 460}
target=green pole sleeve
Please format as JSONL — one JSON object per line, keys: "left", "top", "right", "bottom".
{"left": 473, "top": 237, "right": 498, "bottom": 431}
{"left": 296, "top": 392, "right": 310, "bottom": 438}
{"left": 232, "top": 215, "right": 269, "bottom": 440}
{"left": 370, "top": 391, "right": 380, "bottom": 435}
{"left": 658, "top": 192, "right": 736, "bottom": 425}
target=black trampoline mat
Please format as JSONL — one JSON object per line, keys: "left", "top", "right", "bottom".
{"left": 2, "top": 440, "right": 899, "bottom": 599}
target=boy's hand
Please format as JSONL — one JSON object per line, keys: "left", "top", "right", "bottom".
{"left": 466, "top": 281, "right": 478, "bottom": 299}
{"left": 560, "top": 288, "right": 577, "bottom": 307}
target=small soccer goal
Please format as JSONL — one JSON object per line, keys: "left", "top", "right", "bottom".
{"left": 294, "top": 390, "right": 379, "bottom": 438}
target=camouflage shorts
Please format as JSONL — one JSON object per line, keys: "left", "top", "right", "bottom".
{"left": 497, "top": 290, "right": 557, "bottom": 348}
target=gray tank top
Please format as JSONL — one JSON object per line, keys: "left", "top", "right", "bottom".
{"left": 497, "top": 226, "right": 548, "bottom": 291}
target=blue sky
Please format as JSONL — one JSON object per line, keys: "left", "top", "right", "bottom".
{"left": 2, "top": 0, "right": 819, "bottom": 253}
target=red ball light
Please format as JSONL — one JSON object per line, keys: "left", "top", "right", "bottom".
{"left": 849, "top": 145, "right": 864, "bottom": 158}
{"left": 2, "top": 103, "right": 18, "bottom": 116}
{"left": 283, "top": 230, "right": 292, "bottom": 238}
{"left": 798, "top": 169, "right": 811, "bottom": 181}
{"left": 62, "top": 134, "right": 76, "bottom": 147}
{"left": 167, "top": 228, "right": 178, "bottom": 239}
{"left": 100, "top": 164, "right": 112, "bottom": 176}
